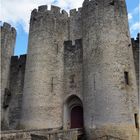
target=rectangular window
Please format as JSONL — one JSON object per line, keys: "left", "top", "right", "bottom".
{"left": 109, "top": 1, "right": 114, "bottom": 5}
{"left": 56, "top": 44, "right": 59, "bottom": 54}
{"left": 124, "top": 71, "right": 129, "bottom": 85}
{"left": 134, "top": 113, "right": 139, "bottom": 128}
{"left": 51, "top": 77, "right": 54, "bottom": 92}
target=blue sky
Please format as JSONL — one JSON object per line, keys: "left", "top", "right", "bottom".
{"left": 1, "top": 0, "right": 139, "bottom": 56}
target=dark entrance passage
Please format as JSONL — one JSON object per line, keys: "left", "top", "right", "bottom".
{"left": 71, "top": 106, "right": 83, "bottom": 128}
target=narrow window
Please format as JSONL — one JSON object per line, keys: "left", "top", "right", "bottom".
{"left": 51, "top": 77, "right": 54, "bottom": 92}
{"left": 134, "top": 113, "right": 139, "bottom": 128}
{"left": 124, "top": 71, "right": 129, "bottom": 85}
{"left": 109, "top": 0, "right": 114, "bottom": 6}
{"left": 56, "top": 44, "right": 59, "bottom": 54}
{"left": 94, "top": 75, "right": 96, "bottom": 90}
{"left": 3, "top": 88, "right": 11, "bottom": 108}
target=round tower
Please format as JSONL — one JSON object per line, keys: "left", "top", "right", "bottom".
{"left": 82, "top": 0, "right": 138, "bottom": 139}
{"left": 1, "top": 22, "right": 16, "bottom": 129}
{"left": 20, "top": 5, "right": 69, "bottom": 129}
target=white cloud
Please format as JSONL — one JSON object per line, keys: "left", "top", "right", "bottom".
{"left": 128, "top": 13, "right": 132, "bottom": 21}
{"left": 54, "top": 0, "right": 83, "bottom": 10}
{"left": 1, "top": 0, "right": 139, "bottom": 36}
{"left": 1, "top": 0, "right": 52, "bottom": 32}
{"left": 133, "top": 4, "right": 140, "bottom": 14}
{"left": 128, "top": 4, "right": 140, "bottom": 37}
{"left": 130, "top": 22, "right": 140, "bottom": 32}
{"left": 0, "top": 0, "right": 84, "bottom": 33}
{"left": 128, "top": 3, "right": 140, "bottom": 20}
{"left": 128, "top": 4, "right": 139, "bottom": 22}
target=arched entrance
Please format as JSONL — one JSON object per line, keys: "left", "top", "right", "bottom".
{"left": 71, "top": 106, "right": 83, "bottom": 128}
{"left": 63, "top": 95, "right": 84, "bottom": 129}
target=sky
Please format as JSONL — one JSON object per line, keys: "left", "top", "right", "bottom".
{"left": 0, "top": 0, "right": 139, "bottom": 56}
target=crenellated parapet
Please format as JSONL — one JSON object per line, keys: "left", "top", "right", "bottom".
{"left": 82, "top": 0, "right": 127, "bottom": 18}
{"left": 64, "top": 39, "right": 82, "bottom": 52}
{"left": 83, "top": 0, "right": 98, "bottom": 7}
{"left": 11, "top": 55, "right": 26, "bottom": 68}
{"left": 131, "top": 33, "right": 139, "bottom": 57}
{"left": 30, "top": 4, "right": 83, "bottom": 32}
{"left": 132, "top": 33, "right": 140, "bottom": 45}
{"left": 30, "top": 4, "right": 83, "bottom": 20}
{"left": 30, "top": 5, "right": 69, "bottom": 33}
{"left": 29, "top": 4, "right": 83, "bottom": 40}
{"left": 69, "top": 8, "right": 82, "bottom": 17}
{"left": 30, "top": 5, "right": 68, "bottom": 23}
{"left": 31, "top": 5, "right": 67, "bottom": 17}
{"left": 1, "top": 22, "right": 16, "bottom": 37}
{"left": 1, "top": 22, "right": 16, "bottom": 56}
{"left": 82, "top": 0, "right": 125, "bottom": 6}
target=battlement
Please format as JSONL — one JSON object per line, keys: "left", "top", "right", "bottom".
{"left": 11, "top": 55, "right": 26, "bottom": 68}
{"left": 131, "top": 33, "right": 139, "bottom": 44}
{"left": 1, "top": 22, "right": 16, "bottom": 36}
{"left": 51, "top": 5, "right": 61, "bottom": 14}
{"left": 64, "top": 39, "right": 82, "bottom": 52}
{"left": 31, "top": 5, "right": 68, "bottom": 19}
{"left": 83, "top": 0, "right": 98, "bottom": 7}
{"left": 70, "top": 8, "right": 82, "bottom": 16}
{"left": 82, "top": 0, "right": 126, "bottom": 8}
{"left": 61, "top": 10, "right": 68, "bottom": 17}
{"left": 82, "top": 0, "right": 118, "bottom": 6}
{"left": 30, "top": 4, "right": 83, "bottom": 22}
{"left": 38, "top": 5, "right": 48, "bottom": 12}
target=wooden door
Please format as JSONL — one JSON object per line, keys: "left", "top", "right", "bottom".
{"left": 70, "top": 106, "right": 83, "bottom": 128}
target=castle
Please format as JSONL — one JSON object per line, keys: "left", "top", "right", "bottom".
{"left": 1, "top": 0, "right": 139, "bottom": 139}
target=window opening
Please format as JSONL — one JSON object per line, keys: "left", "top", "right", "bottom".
{"left": 134, "top": 113, "right": 139, "bottom": 128}
{"left": 124, "top": 71, "right": 129, "bottom": 85}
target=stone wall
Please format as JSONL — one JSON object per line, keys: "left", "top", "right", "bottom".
{"left": 64, "top": 39, "right": 83, "bottom": 101}
{"left": 69, "top": 8, "right": 82, "bottom": 41}
{"left": 20, "top": 5, "right": 69, "bottom": 129}
{"left": 132, "top": 34, "right": 139, "bottom": 92}
{"left": 1, "top": 22, "right": 16, "bottom": 130}
{"left": 8, "top": 55, "right": 26, "bottom": 130}
{"left": 63, "top": 39, "right": 83, "bottom": 129}
{"left": 1, "top": 0, "right": 139, "bottom": 139}
{"left": 81, "top": 0, "right": 138, "bottom": 139}
{"left": 21, "top": 4, "right": 84, "bottom": 129}
{"left": 1, "top": 129, "right": 79, "bottom": 140}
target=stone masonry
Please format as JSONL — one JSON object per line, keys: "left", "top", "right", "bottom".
{"left": 1, "top": 23, "right": 16, "bottom": 130}
{"left": 1, "top": 0, "right": 139, "bottom": 140}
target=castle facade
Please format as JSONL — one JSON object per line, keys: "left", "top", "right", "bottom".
{"left": 1, "top": 0, "right": 139, "bottom": 139}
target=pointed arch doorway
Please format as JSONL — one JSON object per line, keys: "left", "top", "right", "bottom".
{"left": 64, "top": 95, "right": 84, "bottom": 129}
